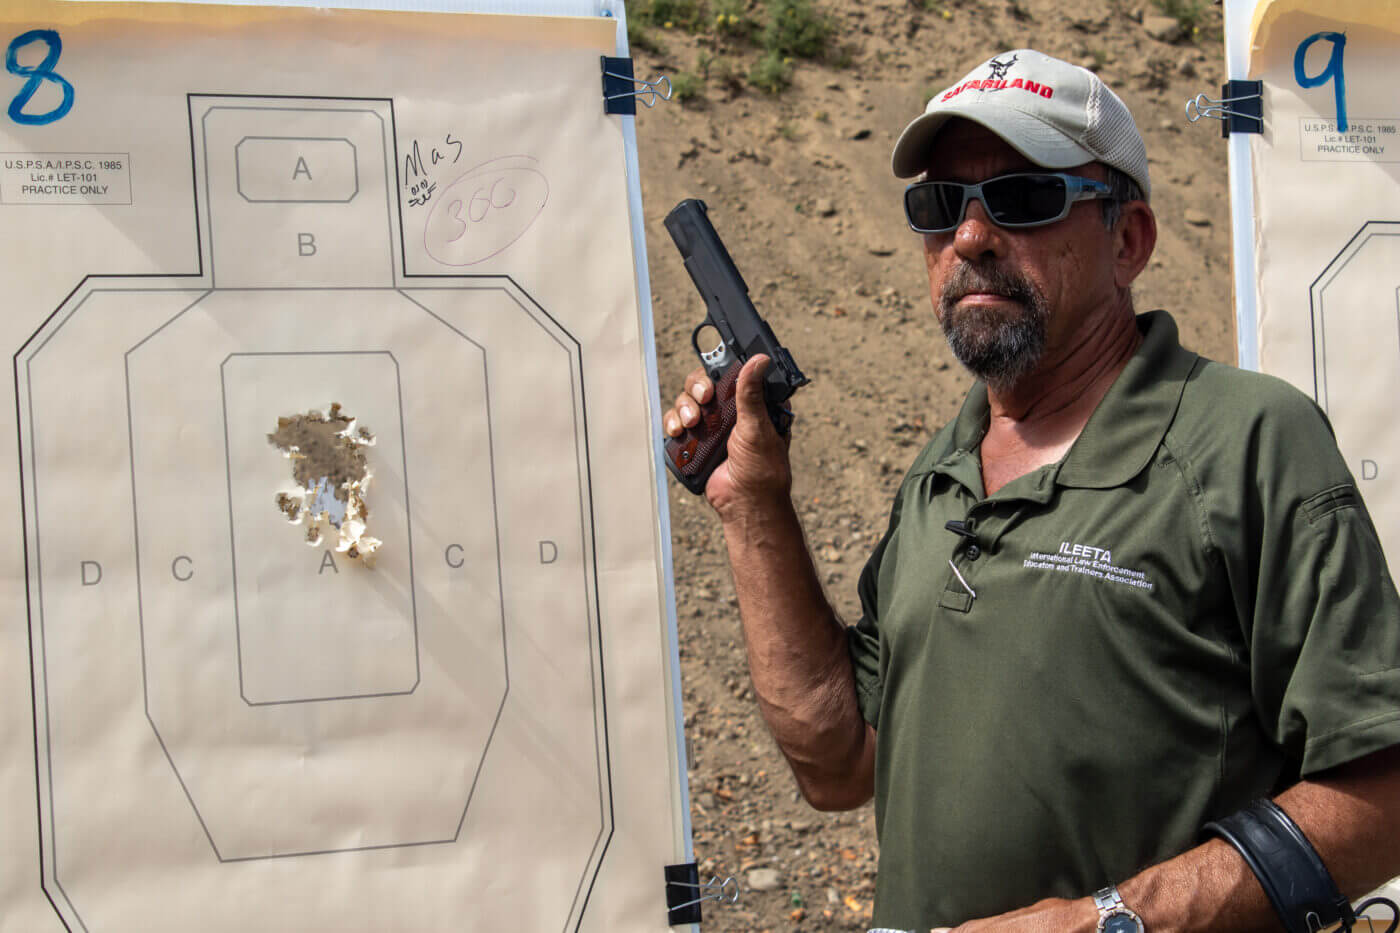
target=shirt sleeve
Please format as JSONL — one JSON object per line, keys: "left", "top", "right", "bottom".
{"left": 848, "top": 486, "right": 906, "bottom": 731}
{"left": 1233, "top": 390, "right": 1400, "bottom": 776}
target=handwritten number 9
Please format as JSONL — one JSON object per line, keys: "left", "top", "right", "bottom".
{"left": 6, "top": 29, "right": 74, "bottom": 126}
{"left": 1294, "top": 31, "right": 1347, "bottom": 133}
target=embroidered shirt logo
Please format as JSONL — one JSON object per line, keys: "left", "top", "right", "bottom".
{"left": 1023, "top": 540, "right": 1155, "bottom": 592}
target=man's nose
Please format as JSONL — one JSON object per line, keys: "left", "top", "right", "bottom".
{"left": 953, "top": 197, "right": 1008, "bottom": 262}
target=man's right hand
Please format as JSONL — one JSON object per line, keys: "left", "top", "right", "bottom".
{"left": 662, "top": 354, "right": 794, "bottom": 517}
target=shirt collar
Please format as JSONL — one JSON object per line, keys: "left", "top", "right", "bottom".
{"left": 936, "top": 310, "right": 1200, "bottom": 492}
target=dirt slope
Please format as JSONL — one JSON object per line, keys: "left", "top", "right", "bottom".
{"left": 633, "top": 1, "right": 1234, "bottom": 926}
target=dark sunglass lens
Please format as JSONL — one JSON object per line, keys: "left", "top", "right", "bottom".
{"left": 906, "top": 183, "right": 966, "bottom": 231}
{"left": 983, "top": 174, "right": 1068, "bottom": 225}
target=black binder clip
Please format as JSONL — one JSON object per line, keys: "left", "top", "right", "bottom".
{"left": 664, "top": 862, "right": 739, "bottom": 925}
{"left": 1185, "top": 80, "right": 1263, "bottom": 137}
{"left": 602, "top": 55, "right": 672, "bottom": 114}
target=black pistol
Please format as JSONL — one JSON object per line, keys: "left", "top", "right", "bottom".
{"left": 662, "top": 199, "right": 809, "bottom": 495}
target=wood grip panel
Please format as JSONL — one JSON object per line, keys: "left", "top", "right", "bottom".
{"left": 663, "top": 363, "right": 740, "bottom": 494}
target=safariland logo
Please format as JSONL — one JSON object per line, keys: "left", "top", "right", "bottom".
{"left": 941, "top": 55, "right": 1055, "bottom": 103}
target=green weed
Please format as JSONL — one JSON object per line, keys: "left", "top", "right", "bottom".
{"left": 761, "top": 0, "right": 833, "bottom": 59}
{"left": 671, "top": 70, "right": 705, "bottom": 103}
{"left": 1152, "top": 0, "right": 1206, "bottom": 35}
{"left": 748, "top": 50, "right": 793, "bottom": 92}
{"left": 637, "top": 0, "right": 709, "bottom": 32}
{"left": 711, "top": 0, "right": 759, "bottom": 39}
{"left": 627, "top": 17, "right": 668, "bottom": 54}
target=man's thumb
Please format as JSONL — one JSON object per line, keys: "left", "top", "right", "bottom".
{"left": 734, "top": 354, "right": 772, "bottom": 424}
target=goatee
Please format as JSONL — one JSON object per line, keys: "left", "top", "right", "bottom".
{"left": 938, "top": 262, "right": 1050, "bottom": 393}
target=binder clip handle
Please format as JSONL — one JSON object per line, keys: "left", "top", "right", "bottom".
{"left": 602, "top": 56, "right": 672, "bottom": 114}
{"left": 664, "top": 862, "right": 738, "bottom": 925}
{"left": 1184, "top": 80, "right": 1262, "bottom": 137}
{"left": 668, "top": 875, "right": 739, "bottom": 912}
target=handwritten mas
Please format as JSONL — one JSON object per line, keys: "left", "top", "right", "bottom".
{"left": 402, "top": 134, "right": 462, "bottom": 208}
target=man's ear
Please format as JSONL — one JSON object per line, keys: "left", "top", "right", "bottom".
{"left": 1113, "top": 201, "right": 1157, "bottom": 290}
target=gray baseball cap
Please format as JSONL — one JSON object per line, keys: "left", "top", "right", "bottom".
{"left": 891, "top": 49, "right": 1151, "bottom": 198}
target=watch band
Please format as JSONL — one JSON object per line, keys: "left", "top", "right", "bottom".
{"left": 1093, "top": 885, "right": 1145, "bottom": 932}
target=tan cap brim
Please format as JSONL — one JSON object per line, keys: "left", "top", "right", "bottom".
{"left": 891, "top": 104, "right": 1097, "bottom": 178}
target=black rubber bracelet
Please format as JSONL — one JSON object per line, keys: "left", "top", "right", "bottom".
{"left": 1203, "top": 798, "right": 1355, "bottom": 932}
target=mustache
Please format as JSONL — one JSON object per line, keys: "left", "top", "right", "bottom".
{"left": 939, "top": 263, "right": 1039, "bottom": 309}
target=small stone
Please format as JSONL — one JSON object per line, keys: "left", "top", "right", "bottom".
{"left": 1068, "top": 14, "right": 1108, "bottom": 33}
{"left": 748, "top": 868, "right": 783, "bottom": 892}
{"left": 1178, "top": 57, "right": 1197, "bottom": 77}
{"left": 1143, "top": 15, "right": 1183, "bottom": 42}
{"left": 1184, "top": 209, "right": 1212, "bottom": 227}
{"left": 816, "top": 198, "right": 837, "bottom": 216}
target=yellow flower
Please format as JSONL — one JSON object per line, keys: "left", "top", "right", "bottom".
{"left": 664, "top": 19, "right": 673, "bottom": 26}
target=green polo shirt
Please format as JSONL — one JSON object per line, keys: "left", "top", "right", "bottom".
{"left": 847, "top": 310, "right": 1400, "bottom": 928}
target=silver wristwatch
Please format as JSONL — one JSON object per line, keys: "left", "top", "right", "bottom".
{"left": 1093, "top": 885, "right": 1145, "bottom": 933}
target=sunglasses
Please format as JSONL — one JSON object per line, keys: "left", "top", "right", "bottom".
{"left": 904, "top": 172, "right": 1116, "bottom": 234}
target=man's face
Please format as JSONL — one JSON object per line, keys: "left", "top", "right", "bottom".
{"left": 918, "top": 120, "right": 1121, "bottom": 392}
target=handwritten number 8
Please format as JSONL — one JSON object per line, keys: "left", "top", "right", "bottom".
{"left": 1294, "top": 31, "right": 1347, "bottom": 133}
{"left": 6, "top": 29, "right": 74, "bottom": 126}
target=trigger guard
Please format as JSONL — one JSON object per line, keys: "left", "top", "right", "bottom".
{"left": 691, "top": 321, "right": 735, "bottom": 376}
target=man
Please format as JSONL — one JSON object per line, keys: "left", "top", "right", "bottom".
{"left": 663, "top": 50, "right": 1400, "bottom": 930}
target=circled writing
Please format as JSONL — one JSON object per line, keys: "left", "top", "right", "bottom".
{"left": 423, "top": 156, "right": 548, "bottom": 266}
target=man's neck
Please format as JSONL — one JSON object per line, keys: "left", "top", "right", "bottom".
{"left": 978, "top": 301, "right": 1142, "bottom": 494}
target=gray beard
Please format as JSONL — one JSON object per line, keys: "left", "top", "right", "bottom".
{"left": 938, "top": 262, "right": 1050, "bottom": 393}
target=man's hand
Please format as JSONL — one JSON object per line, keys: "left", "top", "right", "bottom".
{"left": 662, "top": 354, "right": 792, "bottom": 517}
{"left": 931, "top": 896, "right": 1097, "bottom": 933}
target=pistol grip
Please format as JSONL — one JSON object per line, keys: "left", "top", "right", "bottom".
{"left": 664, "top": 362, "right": 740, "bottom": 495}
